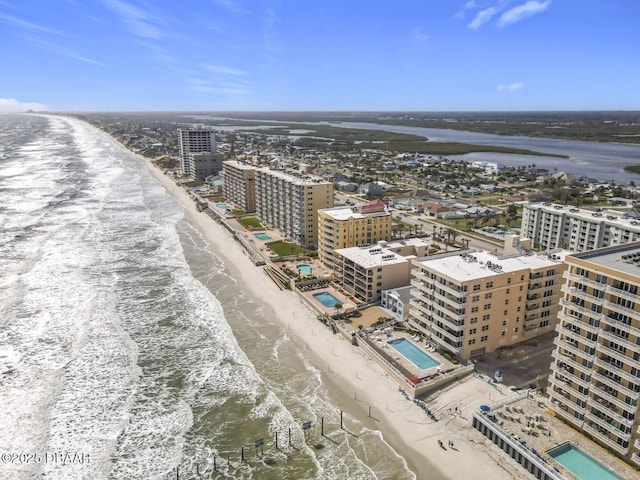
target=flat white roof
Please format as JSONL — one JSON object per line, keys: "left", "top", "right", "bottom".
{"left": 526, "top": 203, "right": 640, "bottom": 230}
{"left": 320, "top": 205, "right": 389, "bottom": 221}
{"left": 385, "top": 237, "right": 429, "bottom": 249}
{"left": 336, "top": 245, "right": 407, "bottom": 269}
{"left": 416, "top": 250, "right": 569, "bottom": 282}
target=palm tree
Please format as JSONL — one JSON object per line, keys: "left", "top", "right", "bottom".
{"left": 334, "top": 303, "right": 343, "bottom": 317}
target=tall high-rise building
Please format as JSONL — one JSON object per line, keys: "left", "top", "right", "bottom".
{"left": 317, "top": 201, "right": 392, "bottom": 272}
{"left": 221, "top": 160, "right": 257, "bottom": 213}
{"left": 548, "top": 242, "right": 640, "bottom": 466}
{"left": 408, "top": 249, "right": 568, "bottom": 359}
{"left": 521, "top": 203, "right": 640, "bottom": 251}
{"left": 255, "top": 168, "right": 333, "bottom": 248}
{"left": 177, "top": 128, "right": 216, "bottom": 177}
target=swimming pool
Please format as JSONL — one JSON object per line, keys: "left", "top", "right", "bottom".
{"left": 254, "top": 233, "right": 271, "bottom": 241}
{"left": 547, "top": 442, "right": 623, "bottom": 480}
{"left": 313, "top": 292, "right": 341, "bottom": 308}
{"left": 388, "top": 338, "right": 440, "bottom": 370}
{"left": 297, "top": 264, "right": 315, "bottom": 274}
{"left": 216, "top": 203, "right": 229, "bottom": 210}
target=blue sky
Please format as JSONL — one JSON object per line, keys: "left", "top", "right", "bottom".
{"left": 1, "top": 0, "right": 638, "bottom": 111}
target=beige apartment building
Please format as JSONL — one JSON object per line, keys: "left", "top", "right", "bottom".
{"left": 334, "top": 244, "right": 413, "bottom": 304}
{"left": 548, "top": 242, "right": 640, "bottom": 466}
{"left": 317, "top": 201, "right": 392, "bottom": 271}
{"left": 256, "top": 168, "right": 333, "bottom": 248}
{"left": 408, "top": 250, "right": 568, "bottom": 359}
{"left": 221, "top": 160, "right": 257, "bottom": 213}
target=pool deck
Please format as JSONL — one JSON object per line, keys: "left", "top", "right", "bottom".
{"left": 477, "top": 391, "right": 636, "bottom": 480}
{"left": 371, "top": 330, "right": 456, "bottom": 380}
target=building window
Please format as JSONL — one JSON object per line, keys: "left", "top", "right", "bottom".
{"left": 501, "top": 330, "right": 506, "bottom": 336}
{"left": 472, "top": 295, "right": 480, "bottom": 302}
{"left": 470, "top": 317, "right": 478, "bottom": 324}
{"left": 484, "top": 304, "right": 491, "bottom": 310}
{"left": 482, "top": 325, "right": 489, "bottom": 331}
{"left": 504, "top": 299, "right": 509, "bottom": 305}
{"left": 486, "top": 282, "right": 494, "bottom": 288}
{"left": 471, "top": 307, "right": 479, "bottom": 313}
{"left": 469, "top": 328, "right": 477, "bottom": 335}
{"left": 485, "top": 293, "right": 492, "bottom": 299}
{"left": 473, "top": 284, "right": 481, "bottom": 291}
{"left": 482, "top": 314, "right": 491, "bottom": 321}
{"left": 468, "top": 339, "right": 476, "bottom": 345}
{"left": 481, "top": 335, "right": 488, "bottom": 342}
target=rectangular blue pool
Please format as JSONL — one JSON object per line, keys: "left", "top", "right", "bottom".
{"left": 313, "top": 292, "right": 341, "bottom": 308}
{"left": 547, "top": 443, "right": 623, "bottom": 480}
{"left": 254, "top": 233, "right": 271, "bottom": 241}
{"left": 388, "top": 338, "right": 440, "bottom": 370}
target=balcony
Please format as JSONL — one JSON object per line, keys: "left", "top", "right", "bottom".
{"left": 560, "top": 298, "right": 602, "bottom": 320}
{"left": 552, "top": 350, "right": 592, "bottom": 375}
{"left": 603, "top": 299, "right": 638, "bottom": 319}
{"left": 564, "top": 271, "right": 607, "bottom": 289}
{"left": 595, "top": 356, "right": 640, "bottom": 386}
{"left": 549, "top": 392, "right": 586, "bottom": 415}
{"left": 588, "top": 398, "right": 635, "bottom": 429}
{"left": 409, "top": 299, "right": 431, "bottom": 317}
{"left": 592, "top": 368, "right": 640, "bottom": 399}
{"left": 585, "top": 411, "right": 631, "bottom": 440}
{"left": 551, "top": 378, "right": 589, "bottom": 403}
{"left": 559, "top": 312, "right": 600, "bottom": 335}
{"left": 431, "top": 322, "right": 464, "bottom": 344}
{"left": 554, "top": 336, "right": 595, "bottom": 360}
{"left": 591, "top": 385, "right": 636, "bottom": 413}
{"left": 600, "top": 314, "right": 637, "bottom": 337}
{"left": 599, "top": 329, "right": 639, "bottom": 352}
{"left": 562, "top": 284, "right": 601, "bottom": 304}
{"left": 434, "top": 281, "right": 467, "bottom": 298}
{"left": 558, "top": 327, "right": 597, "bottom": 349}
{"left": 432, "top": 290, "right": 465, "bottom": 310}
{"left": 582, "top": 423, "right": 629, "bottom": 456}
{"left": 553, "top": 368, "right": 592, "bottom": 390}
{"left": 597, "top": 343, "right": 634, "bottom": 366}
{"left": 606, "top": 284, "right": 639, "bottom": 303}
{"left": 430, "top": 309, "right": 465, "bottom": 330}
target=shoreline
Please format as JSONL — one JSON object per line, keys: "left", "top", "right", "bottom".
{"left": 103, "top": 129, "right": 525, "bottom": 479}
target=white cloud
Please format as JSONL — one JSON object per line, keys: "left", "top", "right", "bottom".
{"left": 410, "top": 27, "right": 429, "bottom": 43}
{"left": 212, "top": 0, "right": 248, "bottom": 15}
{"left": 101, "top": 0, "right": 164, "bottom": 40}
{"left": 0, "top": 13, "right": 65, "bottom": 36}
{"left": 204, "top": 65, "right": 248, "bottom": 76}
{"left": 498, "top": 0, "right": 551, "bottom": 28}
{"left": 497, "top": 82, "right": 524, "bottom": 92}
{"left": 0, "top": 98, "right": 49, "bottom": 112}
{"left": 468, "top": 6, "right": 499, "bottom": 30}
{"left": 22, "top": 35, "right": 107, "bottom": 66}
{"left": 454, "top": 1, "right": 477, "bottom": 20}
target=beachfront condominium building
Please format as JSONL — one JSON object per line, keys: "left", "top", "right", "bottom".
{"left": 187, "top": 153, "right": 225, "bottom": 181}
{"left": 521, "top": 203, "right": 640, "bottom": 252}
{"left": 317, "top": 201, "right": 392, "bottom": 272}
{"left": 547, "top": 243, "right": 640, "bottom": 466}
{"left": 177, "top": 128, "right": 216, "bottom": 177}
{"left": 408, "top": 250, "right": 568, "bottom": 359}
{"left": 221, "top": 160, "right": 257, "bottom": 213}
{"left": 256, "top": 168, "right": 333, "bottom": 248}
{"left": 334, "top": 244, "right": 413, "bottom": 304}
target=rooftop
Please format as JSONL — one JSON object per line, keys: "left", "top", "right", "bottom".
{"left": 336, "top": 244, "right": 408, "bottom": 269}
{"left": 526, "top": 202, "right": 640, "bottom": 229}
{"left": 415, "top": 250, "right": 569, "bottom": 283}
{"left": 570, "top": 240, "right": 640, "bottom": 276}
{"left": 320, "top": 204, "right": 390, "bottom": 221}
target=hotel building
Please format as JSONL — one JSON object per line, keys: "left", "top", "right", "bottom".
{"left": 317, "top": 201, "right": 392, "bottom": 271}
{"left": 221, "top": 160, "right": 257, "bottom": 213}
{"left": 521, "top": 203, "right": 640, "bottom": 252}
{"left": 334, "top": 244, "right": 412, "bottom": 304}
{"left": 547, "top": 242, "right": 640, "bottom": 466}
{"left": 177, "top": 128, "right": 217, "bottom": 177}
{"left": 255, "top": 168, "right": 333, "bottom": 248}
{"left": 408, "top": 250, "right": 568, "bottom": 359}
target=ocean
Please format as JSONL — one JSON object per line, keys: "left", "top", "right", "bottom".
{"left": 0, "top": 114, "right": 414, "bottom": 479}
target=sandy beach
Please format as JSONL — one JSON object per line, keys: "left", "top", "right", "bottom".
{"left": 133, "top": 152, "right": 526, "bottom": 479}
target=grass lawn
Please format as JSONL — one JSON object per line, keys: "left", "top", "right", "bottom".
{"left": 266, "top": 240, "right": 315, "bottom": 257}
{"left": 238, "top": 216, "right": 261, "bottom": 228}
